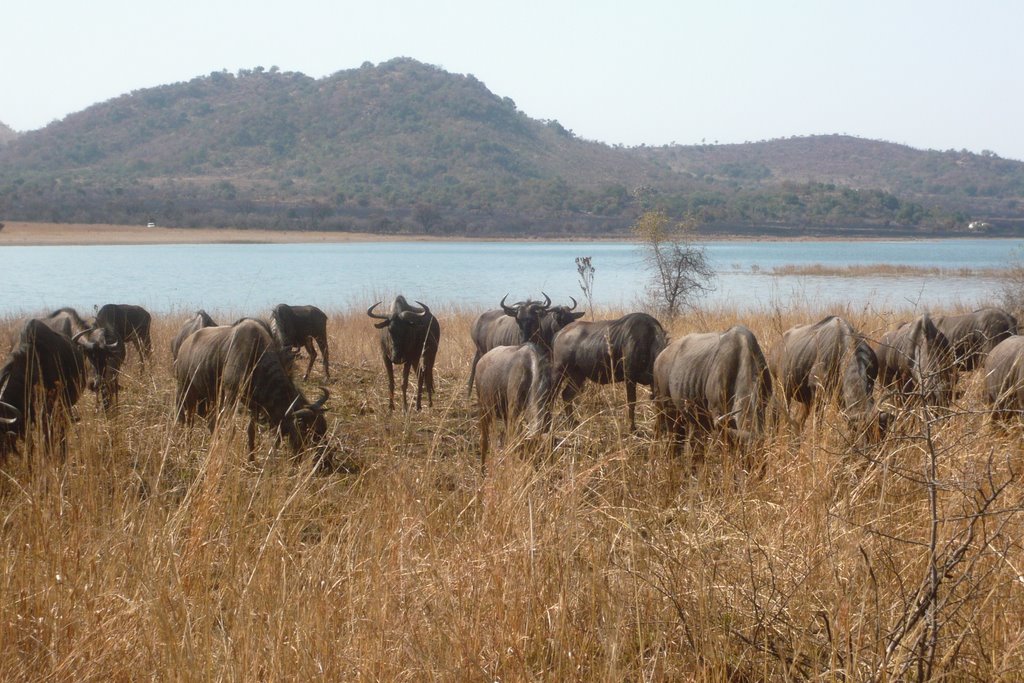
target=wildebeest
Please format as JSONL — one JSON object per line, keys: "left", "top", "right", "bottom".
{"left": 770, "top": 316, "right": 889, "bottom": 437}
{"left": 270, "top": 304, "right": 330, "bottom": 380}
{"left": 0, "top": 319, "right": 87, "bottom": 458}
{"left": 174, "top": 319, "right": 331, "bottom": 458}
{"left": 934, "top": 307, "right": 1018, "bottom": 371}
{"left": 170, "top": 310, "right": 219, "bottom": 361}
{"left": 41, "top": 307, "right": 124, "bottom": 410}
{"left": 467, "top": 294, "right": 573, "bottom": 396}
{"left": 95, "top": 304, "right": 153, "bottom": 363}
{"left": 366, "top": 296, "right": 441, "bottom": 411}
{"left": 984, "top": 335, "right": 1024, "bottom": 420}
{"left": 551, "top": 312, "right": 667, "bottom": 431}
{"left": 474, "top": 342, "right": 555, "bottom": 471}
{"left": 875, "top": 313, "right": 957, "bottom": 408}
{"left": 652, "top": 325, "right": 772, "bottom": 454}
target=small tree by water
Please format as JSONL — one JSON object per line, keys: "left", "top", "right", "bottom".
{"left": 575, "top": 256, "right": 595, "bottom": 317}
{"left": 633, "top": 210, "right": 714, "bottom": 317}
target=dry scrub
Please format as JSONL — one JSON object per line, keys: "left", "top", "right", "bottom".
{"left": 770, "top": 263, "right": 1004, "bottom": 278}
{"left": 1, "top": 304, "right": 1023, "bottom": 680}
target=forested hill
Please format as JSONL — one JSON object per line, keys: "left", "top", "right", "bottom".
{"left": 1, "top": 58, "right": 1022, "bottom": 236}
{"left": 0, "top": 122, "right": 18, "bottom": 145}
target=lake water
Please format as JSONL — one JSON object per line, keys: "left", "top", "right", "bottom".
{"left": 0, "top": 239, "right": 1020, "bottom": 316}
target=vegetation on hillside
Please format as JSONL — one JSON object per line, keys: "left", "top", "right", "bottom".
{"left": 0, "top": 59, "right": 1022, "bottom": 235}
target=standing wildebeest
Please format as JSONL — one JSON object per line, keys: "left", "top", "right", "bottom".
{"left": 170, "top": 310, "right": 219, "bottom": 361}
{"left": 984, "top": 335, "right": 1024, "bottom": 421}
{"left": 270, "top": 304, "right": 330, "bottom": 380}
{"left": 474, "top": 342, "right": 555, "bottom": 471}
{"left": 174, "top": 319, "right": 331, "bottom": 458}
{"left": 366, "top": 296, "right": 441, "bottom": 411}
{"left": 934, "top": 307, "right": 1018, "bottom": 371}
{"left": 983, "top": 335, "right": 1024, "bottom": 421}
{"left": 652, "top": 325, "right": 772, "bottom": 455}
{"left": 467, "top": 294, "right": 577, "bottom": 396}
{"left": 95, "top": 303, "right": 153, "bottom": 363}
{"left": 770, "top": 316, "right": 889, "bottom": 437}
{"left": 41, "top": 307, "right": 124, "bottom": 410}
{"left": 0, "top": 319, "right": 87, "bottom": 458}
{"left": 551, "top": 312, "right": 667, "bottom": 431}
{"left": 875, "top": 312, "right": 957, "bottom": 408}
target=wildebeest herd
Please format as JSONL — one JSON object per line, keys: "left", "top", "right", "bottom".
{"left": 1, "top": 298, "right": 1023, "bottom": 471}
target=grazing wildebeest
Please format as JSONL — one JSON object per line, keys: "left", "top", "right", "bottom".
{"left": 366, "top": 296, "right": 441, "bottom": 411}
{"left": 174, "top": 319, "right": 330, "bottom": 458}
{"left": 170, "top": 310, "right": 219, "bottom": 361}
{"left": 41, "top": 307, "right": 124, "bottom": 410}
{"left": 551, "top": 312, "right": 667, "bottom": 431}
{"left": 467, "top": 294, "right": 565, "bottom": 396}
{"left": 652, "top": 325, "right": 772, "bottom": 455}
{"left": 96, "top": 304, "right": 153, "bottom": 363}
{"left": 982, "top": 335, "right": 1024, "bottom": 420}
{"left": 474, "top": 342, "right": 555, "bottom": 471}
{"left": 270, "top": 304, "right": 330, "bottom": 380}
{"left": 770, "top": 316, "right": 889, "bottom": 437}
{"left": 984, "top": 335, "right": 1024, "bottom": 420}
{"left": 934, "top": 307, "right": 1018, "bottom": 371}
{"left": 875, "top": 313, "right": 957, "bottom": 408}
{"left": 0, "top": 319, "right": 87, "bottom": 459}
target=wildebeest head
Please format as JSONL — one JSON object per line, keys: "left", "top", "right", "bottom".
{"left": 367, "top": 297, "right": 434, "bottom": 364}
{"left": 285, "top": 387, "right": 330, "bottom": 451}
{"left": 500, "top": 293, "right": 551, "bottom": 345}
{"left": 544, "top": 296, "right": 586, "bottom": 331}
{"left": 0, "top": 375, "right": 21, "bottom": 458}
{"left": 72, "top": 326, "right": 123, "bottom": 409}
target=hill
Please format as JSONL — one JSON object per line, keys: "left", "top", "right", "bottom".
{"left": 1, "top": 58, "right": 1022, "bottom": 236}
{"left": 0, "top": 121, "right": 18, "bottom": 145}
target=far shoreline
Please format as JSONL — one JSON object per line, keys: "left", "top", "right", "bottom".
{"left": 0, "top": 221, "right": 1018, "bottom": 247}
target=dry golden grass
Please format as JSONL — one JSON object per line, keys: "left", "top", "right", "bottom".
{"left": 1, "top": 304, "right": 1023, "bottom": 680}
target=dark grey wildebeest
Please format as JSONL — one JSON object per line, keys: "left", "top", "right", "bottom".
{"left": 652, "top": 325, "right": 772, "bottom": 455}
{"left": 174, "top": 319, "right": 331, "bottom": 459}
{"left": 474, "top": 342, "right": 556, "bottom": 472}
{"left": 367, "top": 296, "right": 441, "bottom": 411}
{"left": 0, "top": 319, "right": 87, "bottom": 459}
{"left": 467, "top": 294, "right": 550, "bottom": 395}
{"left": 875, "top": 312, "right": 957, "bottom": 408}
{"left": 551, "top": 312, "right": 667, "bottom": 431}
{"left": 270, "top": 304, "right": 330, "bottom": 380}
{"left": 983, "top": 335, "right": 1024, "bottom": 421}
{"left": 170, "top": 310, "right": 219, "bottom": 361}
{"left": 96, "top": 303, "right": 153, "bottom": 363}
{"left": 770, "top": 315, "right": 889, "bottom": 437}
{"left": 41, "top": 307, "right": 124, "bottom": 410}
{"left": 934, "top": 307, "right": 1018, "bottom": 372}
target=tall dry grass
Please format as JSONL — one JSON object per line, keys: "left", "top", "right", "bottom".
{"left": 1, "top": 304, "right": 1023, "bottom": 680}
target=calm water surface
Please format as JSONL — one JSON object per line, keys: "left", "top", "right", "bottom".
{"left": 0, "top": 239, "right": 1018, "bottom": 316}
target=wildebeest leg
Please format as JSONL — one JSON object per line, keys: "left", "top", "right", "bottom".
{"left": 401, "top": 362, "right": 413, "bottom": 411}
{"left": 560, "top": 373, "right": 584, "bottom": 426}
{"left": 479, "top": 414, "right": 491, "bottom": 473}
{"left": 303, "top": 340, "right": 317, "bottom": 381}
{"left": 247, "top": 419, "right": 257, "bottom": 461}
{"left": 384, "top": 357, "right": 395, "bottom": 412}
{"left": 467, "top": 351, "right": 482, "bottom": 398}
{"left": 626, "top": 380, "right": 638, "bottom": 432}
{"left": 414, "top": 362, "right": 425, "bottom": 411}
{"left": 316, "top": 335, "right": 330, "bottom": 380}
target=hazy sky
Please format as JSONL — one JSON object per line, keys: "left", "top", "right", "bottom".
{"left": 4, "top": 1, "right": 1022, "bottom": 159}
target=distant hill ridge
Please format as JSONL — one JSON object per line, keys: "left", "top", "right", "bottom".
{"left": 1, "top": 57, "right": 1022, "bottom": 236}
{"left": 0, "top": 122, "right": 18, "bottom": 145}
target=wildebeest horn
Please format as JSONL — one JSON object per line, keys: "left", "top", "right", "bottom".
{"left": 405, "top": 300, "right": 425, "bottom": 314}
{"left": 367, "top": 302, "right": 390, "bottom": 320}
{"left": 72, "top": 327, "right": 94, "bottom": 343}
{"left": 105, "top": 338, "right": 121, "bottom": 351}
{"left": 415, "top": 301, "right": 431, "bottom": 318}
{"left": 500, "top": 294, "right": 517, "bottom": 315}
{"left": 541, "top": 292, "right": 552, "bottom": 308}
{"left": 568, "top": 296, "right": 578, "bottom": 311}
{"left": 0, "top": 377, "right": 19, "bottom": 424}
